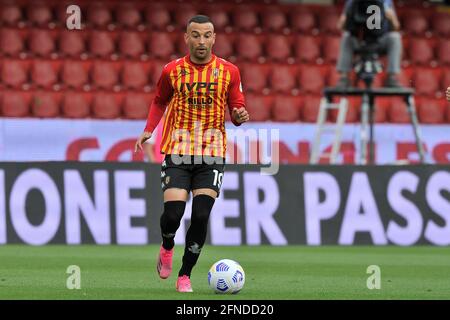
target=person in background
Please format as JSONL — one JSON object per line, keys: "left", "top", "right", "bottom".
{"left": 336, "top": 0, "right": 402, "bottom": 88}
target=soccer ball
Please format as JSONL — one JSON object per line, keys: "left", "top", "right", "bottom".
{"left": 208, "top": 259, "right": 245, "bottom": 294}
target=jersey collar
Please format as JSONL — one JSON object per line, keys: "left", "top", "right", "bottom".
{"left": 185, "top": 54, "right": 216, "bottom": 68}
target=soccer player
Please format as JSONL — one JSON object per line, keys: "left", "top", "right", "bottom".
{"left": 134, "top": 15, "right": 249, "bottom": 293}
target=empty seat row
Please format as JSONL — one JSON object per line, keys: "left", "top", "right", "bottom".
{"left": 2, "top": 27, "right": 449, "bottom": 67}
{"left": 1, "top": 58, "right": 448, "bottom": 97}
{"left": 2, "top": 89, "right": 448, "bottom": 124}
{"left": 2, "top": 2, "right": 449, "bottom": 36}
{"left": 238, "top": 63, "right": 449, "bottom": 97}
{"left": 0, "top": 3, "right": 341, "bottom": 34}
{"left": 0, "top": 90, "right": 154, "bottom": 119}
{"left": 0, "top": 2, "right": 176, "bottom": 29}
{"left": 0, "top": 28, "right": 183, "bottom": 59}
{"left": 0, "top": 58, "right": 163, "bottom": 91}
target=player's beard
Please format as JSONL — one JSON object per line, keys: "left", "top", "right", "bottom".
{"left": 192, "top": 46, "right": 211, "bottom": 63}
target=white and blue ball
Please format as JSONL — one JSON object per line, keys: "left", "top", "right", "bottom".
{"left": 208, "top": 259, "right": 245, "bottom": 294}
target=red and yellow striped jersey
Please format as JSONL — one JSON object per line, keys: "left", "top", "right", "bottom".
{"left": 144, "top": 54, "right": 245, "bottom": 158}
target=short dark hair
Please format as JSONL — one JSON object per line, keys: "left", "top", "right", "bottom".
{"left": 187, "top": 15, "right": 213, "bottom": 28}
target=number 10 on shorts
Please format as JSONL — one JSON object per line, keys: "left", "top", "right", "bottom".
{"left": 213, "top": 169, "right": 223, "bottom": 188}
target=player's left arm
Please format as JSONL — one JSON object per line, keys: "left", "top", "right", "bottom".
{"left": 228, "top": 67, "right": 250, "bottom": 126}
{"left": 446, "top": 87, "right": 450, "bottom": 102}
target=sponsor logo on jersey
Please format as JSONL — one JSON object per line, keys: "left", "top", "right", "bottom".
{"left": 179, "top": 82, "right": 218, "bottom": 92}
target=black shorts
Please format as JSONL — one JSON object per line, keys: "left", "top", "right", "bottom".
{"left": 160, "top": 154, "right": 225, "bottom": 196}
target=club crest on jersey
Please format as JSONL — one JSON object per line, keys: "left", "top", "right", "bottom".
{"left": 213, "top": 68, "right": 220, "bottom": 79}
{"left": 180, "top": 69, "right": 188, "bottom": 76}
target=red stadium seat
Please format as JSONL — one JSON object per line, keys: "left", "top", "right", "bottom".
{"left": 413, "top": 68, "right": 441, "bottom": 96}
{"left": 26, "top": 4, "right": 53, "bottom": 26}
{"left": 29, "top": 29, "right": 56, "bottom": 57}
{"left": 323, "top": 36, "right": 341, "bottom": 64}
{"left": 240, "top": 63, "right": 270, "bottom": 93}
{"left": 442, "top": 69, "right": 450, "bottom": 94}
{"left": 145, "top": 4, "right": 172, "bottom": 31}
{"left": 62, "top": 60, "right": 90, "bottom": 89}
{"left": 148, "top": 32, "right": 176, "bottom": 59}
{"left": 387, "top": 97, "right": 411, "bottom": 123}
{"left": 272, "top": 95, "right": 302, "bottom": 122}
{"left": 294, "top": 35, "right": 320, "bottom": 63}
{"left": 89, "top": 30, "right": 116, "bottom": 58}
{"left": 301, "top": 95, "right": 321, "bottom": 122}
{"left": 437, "top": 40, "right": 450, "bottom": 66}
{"left": 213, "top": 33, "right": 235, "bottom": 59}
{"left": 116, "top": 4, "right": 142, "bottom": 28}
{"left": 92, "top": 61, "right": 120, "bottom": 90}
{"left": 265, "top": 35, "right": 292, "bottom": 62}
{"left": 118, "top": 31, "right": 145, "bottom": 59}
{"left": 244, "top": 93, "right": 273, "bottom": 122}
{"left": 327, "top": 66, "right": 341, "bottom": 87}
{"left": 318, "top": 12, "right": 340, "bottom": 35}
{"left": 373, "top": 97, "right": 391, "bottom": 123}
{"left": 432, "top": 12, "right": 450, "bottom": 36}
{"left": 87, "top": 4, "right": 112, "bottom": 27}
{"left": 408, "top": 38, "right": 434, "bottom": 66}
{"left": 232, "top": 7, "right": 259, "bottom": 32}
{"left": 417, "top": 97, "right": 446, "bottom": 124}
{"left": 59, "top": 30, "right": 86, "bottom": 58}
{"left": 0, "top": 28, "right": 25, "bottom": 56}
{"left": 268, "top": 64, "right": 298, "bottom": 94}
{"left": 1, "top": 59, "right": 29, "bottom": 88}
{"left": 175, "top": 32, "right": 188, "bottom": 57}
{"left": 54, "top": 4, "right": 72, "bottom": 26}
{"left": 1, "top": 90, "right": 31, "bottom": 117}
{"left": 1, "top": 4, "right": 23, "bottom": 26}
{"left": 123, "top": 93, "right": 153, "bottom": 119}
{"left": 403, "top": 12, "right": 429, "bottom": 35}
{"left": 261, "top": 8, "right": 288, "bottom": 32}
{"left": 62, "top": 92, "right": 92, "bottom": 118}
{"left": 31, "top": 60, "right": 60, "bottom": 89}
{"left": 121, "top": 61, "right": 151, "bottom": 90}
{"left": 298, "top": 65, "right": 327, "bottom": 94}
{"left": 173, "top": 4, "right": 197, "bottom": 29}
{"left": 235, "top": 34, "right": 263, "bottom": 62}
{"left": 92, "top": 92, "right": 123, "bottom": 119}
{"left": 151, "top": 60, "right": 167, "bottom": 86}
{"left": 398, "top": 67, "right": 414, "bottom": 88}
{"left": 204, "top": 6, "right": 230, "bottom": 32}
{"left": 31, "top": 91, "right": 61, "bottom": 118}
{"left": 290, "top": 10, "right": 316, "bottom": 33}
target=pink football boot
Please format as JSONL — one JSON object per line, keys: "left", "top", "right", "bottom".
{"left": 176, "top": 275, "right": 193, "bottom": 293}
{"left": 156, "top": 245, "right": 173, "bottom": 279}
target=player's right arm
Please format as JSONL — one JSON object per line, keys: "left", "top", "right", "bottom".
{"left": 446, "top": 87, "right": 450, "bottom": 102}
{"left": 135, "top": 65, "right": 174, "bottom": 153}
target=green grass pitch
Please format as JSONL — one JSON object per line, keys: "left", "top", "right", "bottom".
{"left": 0, "top": 245, "right": 449, "bottom": 300}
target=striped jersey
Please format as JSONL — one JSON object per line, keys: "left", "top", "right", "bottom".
{"left": 144, "top": 54, "right": 245, "bottom": 158}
